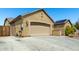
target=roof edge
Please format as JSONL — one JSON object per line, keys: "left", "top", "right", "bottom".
{"left": 23, "top": 9, "right": 54, "bottom": 23}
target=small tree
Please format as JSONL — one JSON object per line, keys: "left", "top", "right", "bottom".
{"left": 65, "top": 26, "right": 71, "bottom": 36}
{"left": 65, "top": 26, "right": 75, "bottom": 36}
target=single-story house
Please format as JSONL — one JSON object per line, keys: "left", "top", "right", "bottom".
{"left": 4, "top": 9, "right": 54, "bottom": 37}
{"left": 53, "top": 19, "right": 72, "bottom": 36}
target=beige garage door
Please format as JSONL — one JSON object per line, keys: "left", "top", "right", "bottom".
{"left": 30, "top": 22, "right": 50, "bottom": 36}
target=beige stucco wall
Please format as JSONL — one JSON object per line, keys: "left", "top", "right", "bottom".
{"left": 53, "top": 25, "right": 64, "bottom": 36}
{"left": 23, "top": 11, "right": 54, "bottom": 36}
{"left": 53, "top": 22, "right": 72, "bottom": 36}
{"left": 64, "top": 21, "right": 72, "bottom": 29}
{"left": 24, "top": 11, "right": 53, "bottom": 24}
{"left": 22, "top": 20, "right": 29, "bottom": 36}
{"left": 53, "top": 30, "right": 61, "bottom": 36}
{"left": 10, "top": 19, "right": 23, "bottom": 36}
{"left": 10, "top": 10, "right": 54, "bottom": 36}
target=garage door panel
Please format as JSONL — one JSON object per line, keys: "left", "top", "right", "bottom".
{"left": 30, "top": 25, "right": 50, "bottom": 36}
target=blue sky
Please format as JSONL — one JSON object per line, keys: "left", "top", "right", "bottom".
{"left": 0, "top": 8, "right": 79, "bottom": 25}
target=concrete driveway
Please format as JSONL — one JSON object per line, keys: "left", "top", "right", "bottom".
{"left": 0, "top": 36, "right": 79, "bottom": 51}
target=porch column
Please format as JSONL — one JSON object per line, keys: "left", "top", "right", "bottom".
{"left": 28, "top": 21, "right": 31, "bottom": 36}
{"left": 50, "top": 24, "right": 53, "bottom": 36}
{"left": 59, "top": 30, "right": 62, "bottom": 36}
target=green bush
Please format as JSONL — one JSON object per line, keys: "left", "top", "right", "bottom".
{"left": 65, "top": 26, "right": 75, "bottom": 36}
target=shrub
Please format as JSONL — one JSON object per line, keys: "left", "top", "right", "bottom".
{"left": 65, "top": 26, "right": 75, "bottom": 36}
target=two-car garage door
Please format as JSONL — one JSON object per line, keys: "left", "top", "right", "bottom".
{"left": 30, "top": 22, "right": 51, "bottom": 36}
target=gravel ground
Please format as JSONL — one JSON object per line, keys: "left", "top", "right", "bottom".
{"left": 0, "top": 36, "right": 79, "bottom": 51}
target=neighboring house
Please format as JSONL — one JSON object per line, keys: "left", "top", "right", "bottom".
{"left": 4, "top": 9, "right": 54, "bottom": 37}
{"left": 4, "top": 18, "right": 13, "bottom": 36}
{"left": 53, "top": 19, "right": 72, "bottom": 36}
{"left": 4, "top": 18, "right": 13, "bottom": 26}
